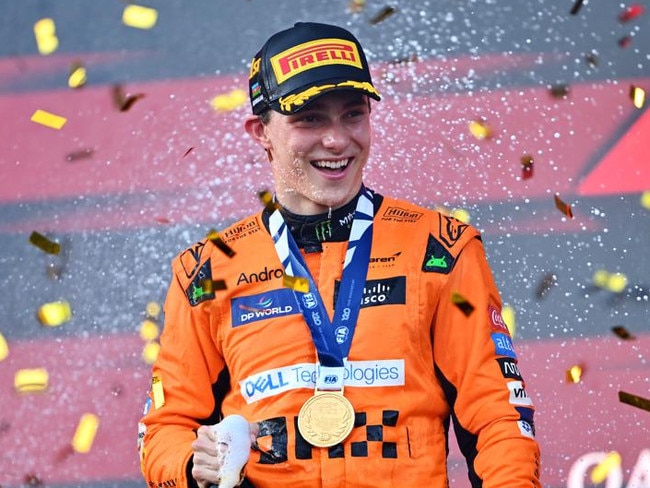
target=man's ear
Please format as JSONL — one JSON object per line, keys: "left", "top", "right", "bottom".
{"left": 244, "top": 115, "right": 271, "bottom": 150}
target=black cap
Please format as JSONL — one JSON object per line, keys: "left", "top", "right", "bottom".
{"left": 248, "top": 22, "right": 381, "bottom": 115}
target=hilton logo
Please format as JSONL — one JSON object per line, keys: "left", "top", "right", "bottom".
{"left": 382, "top": 206, "right": 423, "bottom": 223}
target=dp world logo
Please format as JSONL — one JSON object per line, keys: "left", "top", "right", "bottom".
{"left": 232, "top": 289, "right": 299, "bottom": 327}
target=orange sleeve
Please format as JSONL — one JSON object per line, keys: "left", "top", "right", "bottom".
{"left": 140, "top": 258, "right": 227, "bottom": 488}
{"left": 433, "top": 237, "right": 541, "bottom": 487}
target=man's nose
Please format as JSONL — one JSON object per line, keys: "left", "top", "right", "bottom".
{"left": 322, "top": 122, "right": 349, "bottom": 150}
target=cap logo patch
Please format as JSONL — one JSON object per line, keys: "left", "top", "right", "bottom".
{"left": 270, "top": 38, "right": 362, "bottom": 84}
{"left": 249, "top": 57, "right": 261, "bottom": 79}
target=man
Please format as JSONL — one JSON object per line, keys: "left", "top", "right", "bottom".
{"left": 139, "top": 22, "right": 541, "bottom": 487}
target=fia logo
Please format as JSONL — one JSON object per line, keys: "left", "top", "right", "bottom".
{"left": 323, "top": 375, "right": 338, "bottom": 385}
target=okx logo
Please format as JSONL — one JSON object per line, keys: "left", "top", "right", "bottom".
{"left": 231, "top": 289, "right": 299, "bottom": 327}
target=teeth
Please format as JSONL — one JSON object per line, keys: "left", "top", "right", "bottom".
{"left": 312, "top": 159, "right": 349, "bottom": 169}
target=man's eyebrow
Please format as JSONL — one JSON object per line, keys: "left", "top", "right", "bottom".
{"left": 301, "top": 96, "right": 368, "bottom": 112}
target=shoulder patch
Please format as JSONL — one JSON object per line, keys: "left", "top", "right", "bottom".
{"left": 185, "top": 259, "right": 215, "bottom": 306}
{"left": 422, "top": 234, "right": 455, "bottom": 274}
{"left": 438, "top": 214, "right": 469, "bottom": 248}
{"left": 179, "top": 241, "right": 206, "bottom": 279}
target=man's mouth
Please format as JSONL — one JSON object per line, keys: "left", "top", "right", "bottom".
{"left": 310, "top": 158, "right": 352, "bottom": 171}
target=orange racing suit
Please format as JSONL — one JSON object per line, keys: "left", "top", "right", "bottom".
{"left": 139, "top": 189, "right": 541, "bottom": 487}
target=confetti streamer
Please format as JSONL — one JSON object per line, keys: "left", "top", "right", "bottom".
{"left": 258, "top": 190, "right": 279, "bottom": 213}
{"left": 23, "top": 474, "right": 44, "bottom": 487}
{"left": 145, "top": 301, "right": 161, "bottom": 319}
{"left": 611, "top": 325, "right": 635, "bottom": 340}
{"left": 585, "top": 52, "right": 599, "bottom": 67}
{"left": 641, "top": 191, "right": 650, "bottom": 209}
{"left": 630, "top": 85, "right": 646, "bottom": 109}
{"left": 618, "top": 35, "right": 632, "bottom": 48}
{"left": 33, "top": 18, "right": 59, "bottom": 55}
{"left": 68, "top": 62, "right": 87, "bottom": 89}
{"left": 206, "top": 229, "right": 236, "bottom": 258}
{"left": 14, "top": 368, "right": 49, "bottom": 393}
{"left": 606, "top": 272, "right": 628, "bottom": 293}
{"left": 549, "top": 84, "right": 570, "bottom": 99}
{"left": 348, "top": 0, "right": 366, "bottom": 13}
{"left": 468, "top": 119, "right": 492, "bottom": 140}
{"left": 501, "top": 305, "right": 516, "bottom": 338}
{"left": 142, "top": 341, "right": 160, "bottom": 364}
{"left": 0, "top": 331, "right": 8, "bottom": 362}
{"left": 570, "top": 0, "right": 584, "bottom": 15}
{"left": 152, "top": 376, "right": 165, "bottom": 409}
{"left": 370, "top": 6, "right": 397, "bottom": 25}
{"left": 112, "top": 84, "right": 145, "bottom": 112}
{"left": 183, "top": 147, "right": 195, "bottom": 158}
{"left": 521, "top": 155, "right": 534, "bottom": 180}
{"left": 618, "top": 4, "right": 645, "bottom": 23}
{"left": 283, "top": 274, "right": 309, "bottom": 293}
{"left": 554, "top": 194, "right": 574, "bottom": 218}
{"left": 451, "top": 292, "right": 474, "bottom": 317}
{"left": 71, "top": 413, "right": 99, "bottom": 454}
{"left": 618, "top": 390, "right": 650, "bottom": 412}
{"left": 210, "top": 89, "right": 247, "bottom": 112}
{"left": 30, "top": 109, "right": 67, "bottom": 130}
{"left": 38, "top": 301, "right": 72, "bottom": 327}
{"left": 591, "top": 452, "right": 622, "bottom": 484}
{"left": 592, "top": 269, "right": 610, "bottom": 288}
{"left": 535, "top": 273, "right": 556, "bottom": 299}
{"left": 122, "top": 4, "right": 158, "bottom": 30}
{"left": 29, "top": 231, "right": 60, "bottom": 255}
{"left": 66, "top": 148, "right": 94, "bottom": 162}
{"left": 565, "top": 364, "right": 583, "bottom": 383}
{"left": 450, "top": 208, "right": 470, "bottom": 224}
{"left": 201, "top": 278, "right": 227, "bottom": 294}
{"left": 139, "top": 320, "right": 159, "bottom": 341}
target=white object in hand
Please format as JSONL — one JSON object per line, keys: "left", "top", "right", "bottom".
{"left": 212, "top": 415, "right": 251, "bottom": 488}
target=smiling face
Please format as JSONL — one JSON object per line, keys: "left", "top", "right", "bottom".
{"left": 245, "top": 91, "right": 372, "bottom": 215}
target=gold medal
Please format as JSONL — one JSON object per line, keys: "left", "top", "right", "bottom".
{"left": 297, "top": 391, "right": 355, "bottom": 447}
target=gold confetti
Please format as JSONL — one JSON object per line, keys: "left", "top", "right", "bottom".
{"left": 592, "top": 269, "right": 609, "bottom": 288}
{"left": 68, "top": 62, "right": 87, "bottom": 89}
{"left": 468, "top": 119, "right": 492, "bottom": 140}
{"left": 591, "top": 452, "right": 622, "bottom": 484}
{"left": 550, "top": 84, "right": 570, "bottom": 99}
{"left": 122, "top": 4, "right": 158, "bottom": 30}
{"left": 66, "top": 148, "right": 95, "bottom": 162}
{"left": 0, "top": 331, "right": 8, "bottom": 362}
{"left": 570, "top": 0, "right": 585, "bottom": 15}
{"left": 348, "top": 0, "right": 366, "bottom": 13}
{"left": 151, "top": 376, "right": 165, "bottom": 409}
{"left": 29, "top": 231, "right": 60, "bottom": 255}
{"left": 142, "top": 341, "right": 160, "bottom": 364}
{"left": 521, "top": 155, "right": 534, "bottom": 180}
{"left": 33, "top": 18, "right": 59, "bottom": 55}
{"left": 606, "top": 272, "right": 628, "bottom": 293}
{"left": 283, "top": 274, "right": 309, "bottom": 293}
{"left": 258, "top": 190, "right": 279, "bottom": 213}
{"left": 641, "top": 191, "right": 650, "bottom": 209}
{"left": 630, "top": 85, "right": 646, "bottom": 109}
{"left": 145, "top": 301, "right": 161, "bottom": 319}
{"left": 14, "top": 368, "right": 49, "bottom": 393}
{"left": 210, "top": 89, "right": 247, "bottom": 112}
{"left": 451, "top": 292, "right": 474, "bottom": 317}
{"left": 38, "top": 301, "right": 72, "bottom": 327}
{"left": 535, "top": 273, "right": 556, "bottom": 299}
{"left": 370, "top": 6, "right": 397, "bottom": 24}
{"left": 611, "top": 325, "right": 635, "bottom": 340}
{"left": 112, "top": 84, "right": 146, "bottom": 112}
{"left": 71, "top": 413, "right": 99, "bottom": 454}
{"left": 619, "top": 390, "right": 650, "bottom": 412}
{"left": 200, "top": 278, "right": 227, "bottom": 294}
{"left": 566, "top": 364, "right": 583, "bottom": 383}
{"left": 206, "top": 229, "right": 236, "bottom": 258}
{"left": 501, "top": 305, "right": 516, "bottom": 338}
{"left": 554, "top": 194, "right": 574, "bottom": 218}
{"left": 450, "top": 208, "right": 470, "bottom": 224}
{"left": 30, "top": 109, "right": 67, "bottom": 130}
{"left": 139, "top": 320, "right": 159, "bottom": 342}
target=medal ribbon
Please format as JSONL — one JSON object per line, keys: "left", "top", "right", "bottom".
{"left": 269, "top": 187, "right": 374, "bottom": 390}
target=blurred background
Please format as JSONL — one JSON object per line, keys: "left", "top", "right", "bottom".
{"left": 1, "top": 1, "right": 649, "bottom": 487}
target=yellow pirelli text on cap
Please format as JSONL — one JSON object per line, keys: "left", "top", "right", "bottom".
{"left": 14, "top": 368, "right": 49, "bottom": 393}
{"left": 72, "top": 413, "right": 100, "bottom": 453}
{"left": 31, "top": 109, "right": 67, "bottom": 130}
{"left": 271, "top": 38, "right": 362, "bottom": 85}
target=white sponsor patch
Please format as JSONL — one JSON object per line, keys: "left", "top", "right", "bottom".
{"left": 239, "top": 359, "right": 406, "bottom": 404}
{"left": 518, "top": 420, "right": 535, "bottom": 439}
{"left": 508, "top": 380, "right": 533, "bottom": 406}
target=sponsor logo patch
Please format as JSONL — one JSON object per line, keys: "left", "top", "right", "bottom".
{"left": 518, "top": 420, "right": 535, "bottom": 439}
{"left": 496, "top": 357, "right": 523, "bottom": 380}
{"left": 422, "top": 234, "right": 455, "bottom": 274}
{"left": 221, "top": 217, "right": 261, "bottom": 244}
{"left": 381, "top": 206, "right": 423, "bottom": 223}
{"left": 179, "top": 241, "right": 205, "bottom": 279}
{"left": 270, "top": 38, "right": 362, "bottom": 84}
{"left": 334, "top": 276, "right": 407, "bottom": 309}
{"left": 185, "top": 259, "right": 215, "bottom": 306}
{"left": 231, "top": 289, "right": 299, "bottom": 327}
{"left": 239, "top": 359, "right": 406, "bottom": 404}
{"left": 439, "top": 214, "right": 469, "bottom": 248}
{"left": 236, "top": 266, "right": 284, "bottom": 286}
{"left": 508, "top": 380, "right": 533, "bottom": 406}
{"left": 489, "top": 305, "right": 510, "bottom": 334}
{"left": 491, "top": 332, "right": 518, "bottom": 359}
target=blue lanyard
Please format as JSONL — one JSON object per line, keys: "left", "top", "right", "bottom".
{"left": 269, "top": 187, "right": 374, "bottom": 389}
